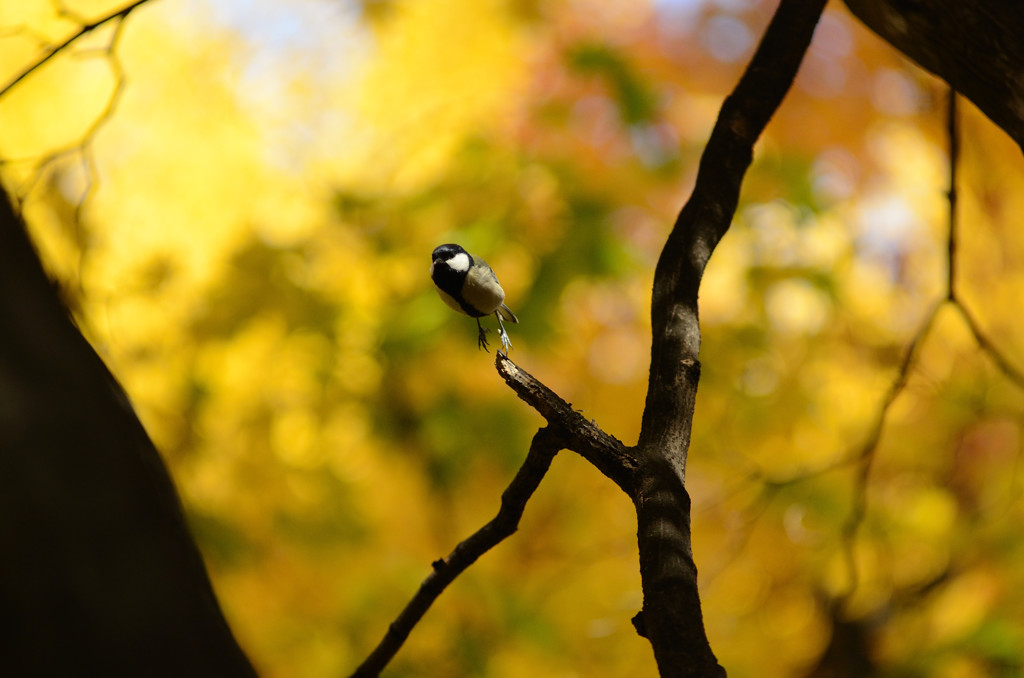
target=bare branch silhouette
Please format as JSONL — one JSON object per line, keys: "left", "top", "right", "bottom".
{"left": 954, "top": 303, "right": 1024, "bottom": 389}
{"left": 838, "top": 301, "right": 942, "bottom": 599}
{"left": 1, "top": 0, "right": 141, "bottom": 297}
{"left": 632, "top": 1, "right": 826, "bottom": 673}
{"left": 944, "top": 94, "right": 1024, "bottom": 391}
{"left": 496, "top": 355, "right": 637, "bottom": 493}
{"left": 350, "top": 424, "right": 563, "bottom": 678}
{"left": 836, "top": 88, "right": 1024, "bottom": 610}
{"left": 947, "top": 90, "right": 960, "bottom": 301}
{"left": 836, "top": 89, "right": 958, "bottom": 603}
{"left": 2, "top": 1, "right": 137, "bottom": 205}
{"left": 352, "top": 1, "right": 829, "bottom": 675}
{"left": 0, "top": 0, "right": 153, "bottom": 99}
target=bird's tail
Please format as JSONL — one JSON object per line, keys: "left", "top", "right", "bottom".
{"left": 497, "top": 303, "right": 518, "bottom": 324}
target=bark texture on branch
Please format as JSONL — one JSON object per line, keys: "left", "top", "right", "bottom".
{"left": 844, "top": 0, "right": 1024, "bottom": 151}
{"left": 634, "top": 0, "right": 828, "bottom": 675}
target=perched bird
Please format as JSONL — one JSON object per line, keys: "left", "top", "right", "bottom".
{"left": 430, "top": 243, "right": 519, "bottom": 353}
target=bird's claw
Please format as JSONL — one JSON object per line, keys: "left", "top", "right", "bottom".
{"left": 477, "top": 316, "right": 513, "bottom": 354}
{"left": 497, "top": 327, "right": 512, "bottom": 355}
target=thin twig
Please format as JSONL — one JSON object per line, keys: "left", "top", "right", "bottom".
{"left": 955, "top": 302, "right": 1024, "bottom": 390}
{"left": 943, "top": 90, "right": 1024, "bottom": 391}
{"left": 66, "top": 12, "right": 131, "bottom": 287}
{"left": 3, "top": 1, "right": 135, "bottom": 205}
{"left": 835, "top": 89, "right": 960, "bottom": 594}
{"left": 349, "top": 427, "right": 563, "bottom": 678}
{"left": 0, "top": 0, "right": 154, "bottom": 98}
{"left": 946, "top": 90, "right": 958, "bottom": 301}
{"left": 840, "top": 88, "right": 952, "bottom": 602}
{"left": 2, "top": 3, "right": 135, "bottom": 302}
{"left": 838, "top": 301, "right": 942, "bottom": 600}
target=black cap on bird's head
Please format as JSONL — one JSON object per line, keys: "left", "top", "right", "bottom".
{"left": 430, "top": 243, "right": 473, "bottom": 289}
{"left": 432, "top": 243, "right": 466, "bottom": 263}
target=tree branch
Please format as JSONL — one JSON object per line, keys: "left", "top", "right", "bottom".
{"left": 0, "top": 0, "right": 154, "bottom": 99}
{"left": 946, "top": 90, "right": 959, "bottom": 301}
{"left": 943, "top": 91, "right": 1024, "bottom": 391}
{"left": 838, "top": 301, "right": 942, "bottom": 600}
{"left": 496, "top": 354, "right": 637, "bottom": 494}
{"left": 349, "top": 426, "right": 563, "bottom": 678}
{"left": 352, "top": 2, "right": 829, "bottom": 676}
{"left": 2, "top": 8, "right": 134, "bottom": 297}
{"left": 634, "top": 1, "right": 828, "bottom": 675}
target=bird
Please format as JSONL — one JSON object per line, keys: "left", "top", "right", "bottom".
{"left": 430, "top": 243, "right": 519, "bottom": 353}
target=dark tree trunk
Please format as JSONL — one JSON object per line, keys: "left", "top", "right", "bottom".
{"left": 844, "top": 0, "right": 1024, "bottom": 151}
{"left": 0, "top": 189, "right": 257, "bottom": 677}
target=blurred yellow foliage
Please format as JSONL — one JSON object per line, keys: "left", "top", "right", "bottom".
{"left": 4, "top": 0, "right": 1024, "bottom": 677}
{"left": 338, "top": 0, "right": 529, "bottom": 191}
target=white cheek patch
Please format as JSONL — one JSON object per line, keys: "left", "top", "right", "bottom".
{"left": 447, "top": 252, "right": 471, "bottom": 272}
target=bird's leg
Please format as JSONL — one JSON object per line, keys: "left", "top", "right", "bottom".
{"left": 495, "top": 312, "right": 512, "bottom": 354}
{"left": 476, "top": 318, "right": 490, "bottom": 352}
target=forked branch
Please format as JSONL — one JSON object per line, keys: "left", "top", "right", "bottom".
{"left": 353, "top": 1, "right": 829, "bottom": 676}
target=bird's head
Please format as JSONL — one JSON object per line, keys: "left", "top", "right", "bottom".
{"left": 431, "top": 243, "right": 471, "bottom": 276}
